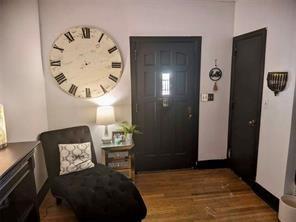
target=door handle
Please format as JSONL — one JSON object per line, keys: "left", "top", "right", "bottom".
{"left": 188, "top": 106, "right": 193, "bottom": 119}
{"left": 248, "top": 119, "right": 256, "bottom": 127}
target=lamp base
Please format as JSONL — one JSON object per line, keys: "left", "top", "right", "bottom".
{"left": 101, "top": 125, "right": 112, "bottom": 144}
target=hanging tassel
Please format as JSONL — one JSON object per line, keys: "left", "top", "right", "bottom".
{"left": 213, "top": 82, "right": 218, "bottom": 91}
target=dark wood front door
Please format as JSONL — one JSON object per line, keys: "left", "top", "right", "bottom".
{"left": 228, "top": 29, "right": 266, "bottom": 182}
{"left": 130, "top": 37, "right": 201, "bottom": 171}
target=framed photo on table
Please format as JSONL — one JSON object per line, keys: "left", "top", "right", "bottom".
{"left": 112, "top": 131, "right": 125, "bottom": 144}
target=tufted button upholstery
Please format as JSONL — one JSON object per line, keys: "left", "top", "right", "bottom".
{"left": 39, "top": 126, "right": 147, "bottom": 222}
{"left": 51, "top": 164, "right": 146, "bottom": 221}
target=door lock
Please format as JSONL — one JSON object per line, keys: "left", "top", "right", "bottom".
{"left": 248, "top": 119, "right": 256, "bottom": 127}
{"left": 158, "top": 97, "right": 169, "bottom": 107}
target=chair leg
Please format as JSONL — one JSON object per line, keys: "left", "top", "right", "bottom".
{"left": 56, "top": 198, "right": 62, "bottom": 205}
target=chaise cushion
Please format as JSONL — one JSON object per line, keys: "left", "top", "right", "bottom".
{"left": 51, "top": 164, "right": 147, "bottom": 221}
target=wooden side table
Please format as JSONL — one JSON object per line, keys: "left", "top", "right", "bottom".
{"left": 101, "top": 143, "right": 135, "bottom": 180}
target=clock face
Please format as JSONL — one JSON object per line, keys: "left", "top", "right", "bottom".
{"left": 49, "top": 26, "right": 123, "bottom": 98}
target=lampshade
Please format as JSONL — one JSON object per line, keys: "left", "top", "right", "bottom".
{"left": 96, "top": 106, "right": 115, "bottom": 125}
{"left": 0, "top": 104, "right": 7, "bottom": 149}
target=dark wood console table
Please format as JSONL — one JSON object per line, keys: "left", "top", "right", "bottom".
{"left": 0, "top": 142, "right": 40, "bottom": 222}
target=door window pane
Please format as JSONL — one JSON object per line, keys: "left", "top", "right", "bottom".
{"left": 162, "top": 73, "right": 170, "bottom": 95}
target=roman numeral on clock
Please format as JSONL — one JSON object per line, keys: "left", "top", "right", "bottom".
{"left": 82, "top": 27, "right": 90, "bottom": 39}
{"left": 111, "top": 62, "right": 121, "bottom": 68}
{"left": 64, "top": 32, "right": 74, "bottom": 42}
{"left": 108, "top": 74, "right": 118, "bottom": 82}
{"left": 53, "top": 44, "right": 64, "bottom": 53}
{"left": 54, "top": 73, "right": 67, "bottom": 85}
{"left": 50, "top": 60, "right": 61, "bottom": 66}
{"left": 69, "top": 84, "right": 78, "bottom": 95}
{"left": 108, "top": 46, "right": 117, "bottom": 54}
{"left": 100, "top": 85, "right": 107, "bottom": 94}
{"left": 85, "top": 88, "right": 91, "bottom": 98}
{"left": 98, "top": 33, "right": 104, "bottom": 43}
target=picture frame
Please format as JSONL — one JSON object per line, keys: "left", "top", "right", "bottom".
{"left": 0, "top": 104, "right": 8, "bottom": 149}
{"left": 112, "top": 131, "right": 125, "bottom": 144}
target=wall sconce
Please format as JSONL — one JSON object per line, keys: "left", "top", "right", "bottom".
{"left": 267, "top": 72, "right": 288, "bottom": 96}
{"left": 0, "top": 104, "right": 8, "bottom": 149}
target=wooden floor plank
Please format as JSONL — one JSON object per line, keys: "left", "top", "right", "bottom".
{"left": 40, "top": 168, "right": 277, "bottom": 221}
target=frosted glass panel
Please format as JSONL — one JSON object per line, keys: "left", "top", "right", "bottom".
{"left": 162, "top": 73, "right": 170, "bottom": 96}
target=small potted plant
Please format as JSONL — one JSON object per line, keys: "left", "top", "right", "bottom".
{"left": 118, "top": 121, "right": 141, "bottom": 144}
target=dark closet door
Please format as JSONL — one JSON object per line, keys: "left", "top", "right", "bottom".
{"left": 130, "top": 37, "right": 201, "bottom": 171}
{"left": 228, "top": 29, "right": 266, "bottom": 182}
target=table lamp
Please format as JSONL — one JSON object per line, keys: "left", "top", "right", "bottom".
{"left": 96, "top": 106, "right": 115, "bottom": 144}
{"left": 0, "top": 104, "right": 7, "bottom": 149}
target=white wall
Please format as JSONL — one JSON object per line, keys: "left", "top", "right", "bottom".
{"left": 0, "top": 67, "right": 3, "bottom": 104}
{"left": 234, "top": 0, "right": 296, "bottom": 198}
{"left": 0, "top": 2, "right": 5, "bottom": 104}
{"left": 285, "top": 87, "right": 296, "bottom": 195}
{"left": 285, "top": 10, "right": 296, "bottom": 195}
{"left": 0, "top": 0, "right": 48, "bottom": 142}
{"left": 39, "top": 0, "right": 235, "bottom": 162}
{"left": 0, "top": 0, "right": 48, "bottom": 191}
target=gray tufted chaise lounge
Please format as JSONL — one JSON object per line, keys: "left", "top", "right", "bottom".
{"left": 39, "top": 126, "right": 147, "bottom": 222}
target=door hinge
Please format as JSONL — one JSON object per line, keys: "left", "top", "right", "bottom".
{"left": 231, "top": 102, "right": 235, "bottom": 110}
{"left": 135, "top": 104, "right": 138, "bottom": 113}
{"left": 227, "top": 149, "right": 231, "bottom": 159}
{"left": 234, "top": 47, "right": 238, "bottom": 56}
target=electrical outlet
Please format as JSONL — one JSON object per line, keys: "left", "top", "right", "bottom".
{"left": 201, "top": 93, "right": 208, "bottom": 102}
{"left": 201, "top": 93, "right": 214, "bottom": 102}
{"left": 208, "top": 93, "right": 214, "bottom": 101}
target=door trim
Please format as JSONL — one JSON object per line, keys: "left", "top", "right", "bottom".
{"left": 130, "top": 36, "right": 202, "bottom": 168}
{"left": 227, "top": 28, "right": 267, "bottom": 181}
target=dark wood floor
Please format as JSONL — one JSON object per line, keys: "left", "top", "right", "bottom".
{"left": 40, "top": 168, "right": 277, "bottom": 221}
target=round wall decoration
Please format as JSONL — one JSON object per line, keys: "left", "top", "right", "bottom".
{"left": 49, "top": 26, "right": 123, "bottom": 98}
{"left": 209, "top": 59, "right": 222, "bottom": 91}
{"left": 209, "top": 67, "right": 222, "bottom": 82}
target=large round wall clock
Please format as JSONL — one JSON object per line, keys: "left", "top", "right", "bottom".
{"left": 49, "top": 26, "right": 123, "bottom": 98}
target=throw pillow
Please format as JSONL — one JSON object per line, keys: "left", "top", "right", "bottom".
{"left": 58, "top": 142, "right": 94, "bottom": 175}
